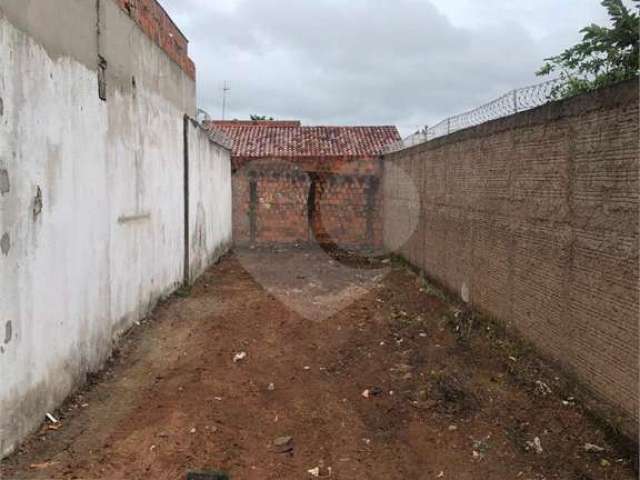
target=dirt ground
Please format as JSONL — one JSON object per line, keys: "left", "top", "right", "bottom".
{"left": 1, "top": 248, "right": 637, "bottom": 480}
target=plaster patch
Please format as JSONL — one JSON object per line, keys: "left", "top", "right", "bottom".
{"left": 0, "top": 233, "right": 10, "bottom": 255}
{"left": 0, "top": 169, "right": 9, "bottom": 195}
{"left": 4, "top": 321, "right": 12, "bottom": 345}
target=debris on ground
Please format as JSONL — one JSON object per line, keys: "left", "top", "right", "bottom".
{"left": 308, "top": 467, "right": 320, "bottom": 477}
{"left": 45, "top": 413, "right": 59, "bottom": 424}
{"left": 534, "top": 380, "right": 552, "bottom": 397}
{"left": 362, "top": 386, "right": 383, "bottom": 399}
{"left": 2, "top": 250, "right": 636, "bottom": 480}
{"left": 307, "top": 462, "right": 333, "bottom": 478}
{"left": 584, "top": 443, "right": 606, "bottom": 453}
{"left": 233, "top": 351, "right": 247, "bottom": 362}
{"left": 273, "top": 436, "right": 294, "bottom": 453}
{"left": 307, "top": 465, "right": 332, "bottom": 477}
{"left": 29, "top": 462, "right": 58, "bottom": 470}
{"left": 526, "top": 437, "right": 544, "bottom": 455}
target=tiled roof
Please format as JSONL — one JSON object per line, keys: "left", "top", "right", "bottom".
{"left": 211, "top": 120, "right": 302, "bottom": 128}
{"left": 206, "top": 122, "right": 401, "bottom": 158}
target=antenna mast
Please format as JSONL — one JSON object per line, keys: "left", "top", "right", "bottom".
{"left": 221, "top": 81, "right": 231, "bottom": 120}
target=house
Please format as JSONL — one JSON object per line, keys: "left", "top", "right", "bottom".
{"left": 207, "top": 120, "right": 401, "bottom": 249}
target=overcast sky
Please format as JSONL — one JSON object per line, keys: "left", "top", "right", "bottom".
{"left": 160, "top": 0, "right": 626, "bottom": 136}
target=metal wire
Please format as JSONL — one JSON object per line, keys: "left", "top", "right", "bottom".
{"left": 384, "top": 78, "right": 562, "bottom": 153}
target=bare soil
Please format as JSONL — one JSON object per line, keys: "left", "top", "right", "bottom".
{"left": 1, "top": 248, "right": 637, "bottom": 479}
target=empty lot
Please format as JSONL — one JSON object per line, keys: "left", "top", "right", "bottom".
{"left": 1, "top": 248, "right": 636, "bottom": 479}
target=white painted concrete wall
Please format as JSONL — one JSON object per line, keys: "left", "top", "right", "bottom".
{"left": 188, "top": 120, "right": 233, "bottom": 281}
{"left": 0, "top": 2, "right": 231, "bottom": 457}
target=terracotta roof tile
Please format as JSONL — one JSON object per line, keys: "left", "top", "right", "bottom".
{"left": 206, "top": 123, "right": 401, "bottom": 158}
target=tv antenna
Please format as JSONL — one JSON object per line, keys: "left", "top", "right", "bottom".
{"left": 221, "top": 81, "right": 231, "bottom": 120}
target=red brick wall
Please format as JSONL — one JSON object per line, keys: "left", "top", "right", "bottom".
{"left": 113, "top": 0, "right": 195, "bottom": 79}
{"left": 232, "top": 157, "right": 382, "bottom": 249}
{"left": 383, "top": 79, "right": 639, "bottom": 437}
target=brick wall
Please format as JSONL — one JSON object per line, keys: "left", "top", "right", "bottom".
{"left": 233, "top": 156, "right": 382, "bottom": 248}
{"left": 383, "top": 79, "right": 639, "bottom": 437}
{"left": 113, "top": 0, "right": 195, "bottom": 79}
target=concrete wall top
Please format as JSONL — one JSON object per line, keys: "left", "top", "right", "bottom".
{"left": 0, "top": 0, "right": 196, "bottom": 115}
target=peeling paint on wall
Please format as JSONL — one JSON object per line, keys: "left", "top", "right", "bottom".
{"left": 0, "top": 169, "right": 10, "bottom": 195}
{"left": 4, "top": 321, "right": 12, "bottom": 344}
{"left": 1, "top": 233, "right": 10, "bottom": 255}
{"left": 32, "top": 186, "right": 43, "bottom": 217}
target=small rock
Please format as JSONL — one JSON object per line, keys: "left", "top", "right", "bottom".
{"left": 600, "top": 459, "right": 610, "bottom": 467}
{"left": 157, "top": 431, "right": 169, "bottom": 438}
{"left": 274, "top": 436, "right": 294, "bottom": 453}
{"left": 362, "top": 389, "right": 370, "bottom": 399}
{"left": 448, "top": 425, "right": 458, "bottom": 432}
{"left": 190, "top": 427, "right": 197, "bottom": 434}
{"left": 584, "top": 443, "right": 605, "bottom": 453}
{"left": 369, "top": 386, "right": 383, "bottom": 397}
{"left": 268, "top": 383, "right": 276, "bottom": 391}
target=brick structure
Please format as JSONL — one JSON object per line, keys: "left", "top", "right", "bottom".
{"left": 383, "top": 79, "right": 639, "bottom": 438}
{"left": 113, "top": 0, "right": 195, "bottom": 79}
{"left": 208, "top": 121, "right": 401, "bottom": 248}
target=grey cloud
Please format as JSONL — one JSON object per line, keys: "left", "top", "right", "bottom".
{"left": 161, "top": 0, "right": 611, "bottom": 135}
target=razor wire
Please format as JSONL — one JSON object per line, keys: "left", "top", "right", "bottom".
{"left": 384, "top": 78, "right": 562, "bottom": 153}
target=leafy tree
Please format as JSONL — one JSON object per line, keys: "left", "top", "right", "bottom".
{"left": 250, "top": 115, "right": 274, "bottom": 121}
{"left": 537, "top": 0, "right": 639, "bottom": 98}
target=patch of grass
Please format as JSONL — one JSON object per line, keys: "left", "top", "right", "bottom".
{"left": 175, "top": 285, "right": 192, "bottom": 298}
